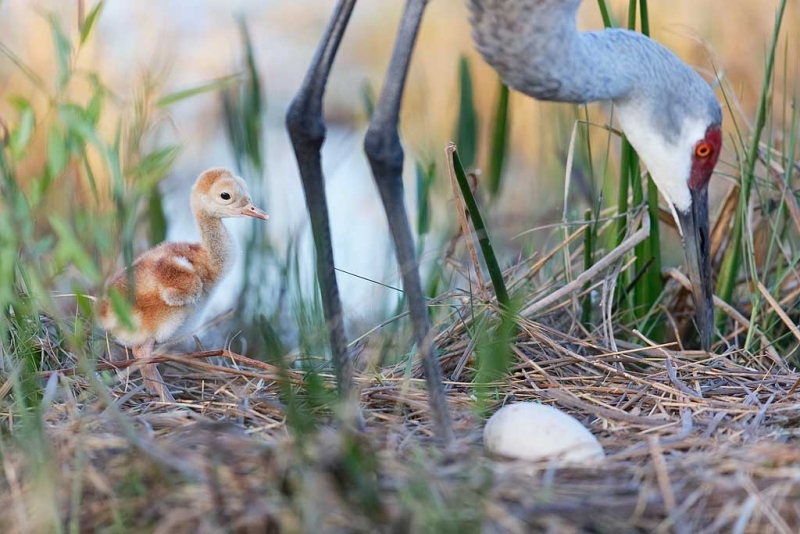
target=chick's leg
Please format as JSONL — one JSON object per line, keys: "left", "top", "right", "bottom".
{"left": 133, "top": 338, "right": 175, "bottom": 402}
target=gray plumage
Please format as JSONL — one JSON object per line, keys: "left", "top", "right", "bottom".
{"left": 469, "top": 0, "right": 721, "bottom": 143}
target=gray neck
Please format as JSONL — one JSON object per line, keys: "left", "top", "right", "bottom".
{"left": 469, "top": 0, "right": 719, "bottom": 138}
{"left": 470, "top": 0, "right": 628, "bottom": 102}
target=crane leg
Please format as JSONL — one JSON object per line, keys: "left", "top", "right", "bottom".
{"left": 286, "top": 0, "right": 357, "bottom": 398}
{"left": 363, "top": 0, "right": 453, "bottom": 443}
{"left": 286, "top": 0, "right": 452, "bottom": 443}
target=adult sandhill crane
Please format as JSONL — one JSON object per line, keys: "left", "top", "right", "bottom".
{"left": 286, "top": 0, "right": 722, "bottom": 441}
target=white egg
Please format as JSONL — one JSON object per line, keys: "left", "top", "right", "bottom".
{"left": 483, "top": 402, "right": 605, "bottom": 463}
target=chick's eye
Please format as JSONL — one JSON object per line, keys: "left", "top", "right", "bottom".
{"left": 220, "top": 192, "right": 231, "bottom": 201}
{"left": 695, "top": 143, "right": 712, "bottom": 158}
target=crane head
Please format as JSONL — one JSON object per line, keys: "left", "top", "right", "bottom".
{"left": 617, "top": 102, "right": 722, "bottom": 350}
{"left": 676, "top": 124, "right": 721, "bottom": 351}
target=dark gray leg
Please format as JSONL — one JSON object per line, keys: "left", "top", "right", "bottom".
{"left": 286, "top": 0, "right": 357, "bottom": 397}
{"left": 364, "top": 0, "right": 453, "bottom": 443}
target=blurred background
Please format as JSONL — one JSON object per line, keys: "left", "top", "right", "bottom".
{"left": 1, "top": 0, "right": 798, "bottom": 358}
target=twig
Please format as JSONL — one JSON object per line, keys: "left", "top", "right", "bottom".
{"left": 757, "top": 281, "right": 800, "bottom": 344}
{"left": 665, "top": 268, "right": 746, "bottom": 326}
{"left": 540, "top": 387, "right": 669, "bottom": 426}
{"left": 665, "top": 268, "right": 784, "bottom": 365}
{"left": 561, "top": 121, "right": 580, "bottom": 288}
{"left": 521, "top": 212, "right": 649, "bottom": 317}
{"left": 633, "top": 330, "right": 702, "bottom": 399}
{"left": 649, "top": 436, "right": 677, "bottom": 514}
{"left": 40, "top": 349, "right": 298, "bottom": 380}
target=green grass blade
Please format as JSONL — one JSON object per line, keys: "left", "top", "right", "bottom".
{"left": 450, "top": 146, "right": 509, "bottom": 308}
{"left": 630, "top": 148, "right": 648, "bottom": 312}
{"left": 582, "top": 209, "right": 595, "bottom": 328}
{"left": 601, "top": 0, "right": 663, "bottom": 339}
{"left": 133, "top": 145, "right": 180, "bottom": 190}
{"left": 79, "top": 0, "right": 105, "bottom": 45}
{"left": 147, "top": 188, "right": 167, "bottom": 245}
{"left": 643, "top": 170, "right": 663, "bottom": 323}
{"left": 415, "top": 161, "right": 435, "bottom": 238}
{"left": 221, "top": 20, "right": 264, "bottom": 177}
{"left": 240, "top": 19, "right": 264, "bottom": 174}
{"left": 488, "top": 81, "right": 509, "bottom": 198}
{"left": 455, "top": 55, "right": 478, "bottom": 171}
{"left": 361, "top": 80, "right": 376, "bottom": 120}
{"left": 474, "top": 298, "right": 520, "bottom": 414}
{"left": 156, "top": 73, "right": 241, "bottom": 108}
{"left": 46, "top": 125, "right": 67, "bottom": 179}
{"left": 596, "top": 0, "right": 614, "bottom": 28}
{"left": 639, "top": 0, "right": 663, "bottom": 338}
{"left": 627, "top": 0, "right": 637, "bottom": 29}
{"left": 614, "top": 139, "right": 633, "bottom": 246}
{"left": 716, "top": 0, "right": 789, "bottom": 315}
{"left": 47, "top": 14, "right": 73, "bottom": 92}
{"left": 49, "top": 215, "right": 100, "bottom": 283}
{"left": 9, "top": 96, "right": 35, "bottom": 160}
{"left": 639, "top": 0, "right": 650, "bottom": 35}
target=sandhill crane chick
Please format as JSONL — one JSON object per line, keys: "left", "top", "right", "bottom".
{"left": 98, "top": 168, "right": 269, "bottom": 401}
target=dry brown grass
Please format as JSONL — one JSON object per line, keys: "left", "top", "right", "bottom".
{"left": 3, "top": 280, "right": 800, "bottom": 533}
{"left": 4, "top": 169, "right": 800, "bottom": 531}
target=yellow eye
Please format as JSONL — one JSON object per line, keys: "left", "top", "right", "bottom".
{"left": 695, "top": 143, "right": 712, "bottom": 158}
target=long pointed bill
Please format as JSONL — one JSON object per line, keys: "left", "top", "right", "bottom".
{"left": 676, "top": 186, "right": 714, "bottom": 350}
{"left": 242, "top": 202, "right": 269, "bottom": 221}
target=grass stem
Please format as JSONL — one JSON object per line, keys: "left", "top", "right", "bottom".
{"left": 716, "top": 0, "right": 789, "bottom": 318}
{"left": 448, "top": 144, "right": 510, "bottom": 309}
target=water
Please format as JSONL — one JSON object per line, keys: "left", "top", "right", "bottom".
{"left": 163, "top": 119, "right": 423, "bottom": 336}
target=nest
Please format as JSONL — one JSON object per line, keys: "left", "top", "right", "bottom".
{"left": 4, "top": 155, "right": 800, "bottom": 531}
{"left": 2, "top": 299, "right": 800, "bottom": 534}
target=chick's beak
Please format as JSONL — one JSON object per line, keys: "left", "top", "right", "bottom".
{"left": 676, "top": 186, "right": 714, "bottom": 351}
{"left": 242, "top": 202, "right": 269, "bottom": 221}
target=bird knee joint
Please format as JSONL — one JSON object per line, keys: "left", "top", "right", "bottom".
{"left": 286, "top": 99, "right": 326, "bottom": 149}
{"left": 364, "top": 127, "right": 404, "bottom": 176}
